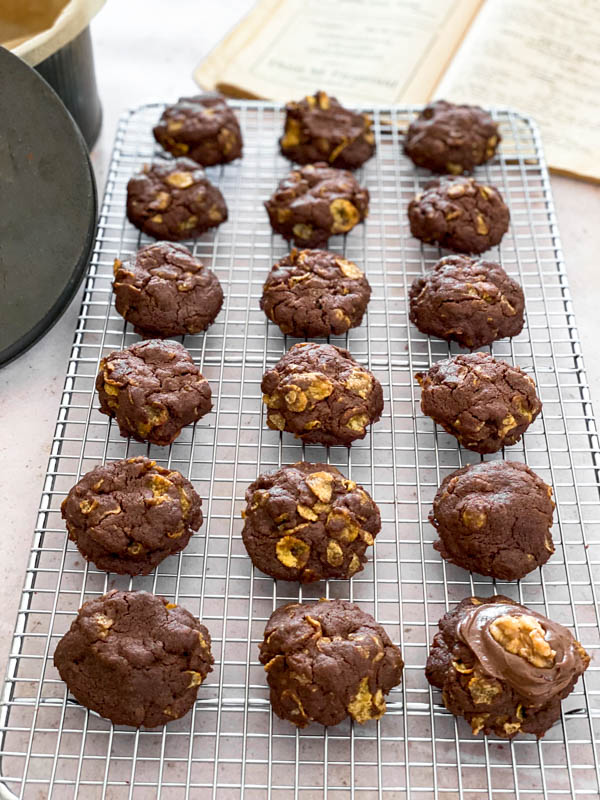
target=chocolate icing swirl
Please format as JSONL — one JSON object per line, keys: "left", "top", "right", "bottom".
{"left": 457, "top": 601, "right": 583, "bottom": 704}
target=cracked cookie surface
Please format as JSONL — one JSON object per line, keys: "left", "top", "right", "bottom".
{"left": 242, "top": 462, "right": 380, "bottom": 582}
{"left": 430, "top": 461, "right": 555, "bottom": 580}
{"left": 405, "top": 100, "right": 500, "bottom": 174}
{"left": 265, "top": 163, "right": 369, "bottom": 249}
{"left": 113, "top": 242, "right": 223, "bottom": 337}
{"left": 62, "top": 456, "right": 202, "bottom": 575}
{"left": 259, "top": 598, "right": 403, "bottom": 727}
{"left": 96, "top": 339, "right": 212, "bottom": 446}
{"left": 153, "top": 93, "right": 242, "bottom": 166}
{"left": 262, "top": 342, "right": 383, "bottom": 446}
{"left": 260, "top": 248, "right": 371, "bottom": 337}
{"left": 409, "top": 254, "right": 524, "bottom": 349}
{"left": 54, "top": 589, "right": 214, "bottom": 727}
{"left": 126, "top": 157, "right": 227, "bottom": 241}
{"left": 408, "top": 175, "right": 509, "bottom": 254}
{"left": 426, "top": 595, "right": 589, "bottom": 738}
{"left": 416, "top": 352, "right": 541, "bottom": 454}
{"left": 280, "top": 90, "right": 375, "bottom": 169}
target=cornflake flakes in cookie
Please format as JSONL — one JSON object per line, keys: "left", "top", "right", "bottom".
{"left": 430, "top": 461, "right": 555, "bottom": 581}
{"left": 262, "top": 342, "right": 383, "bottom": 446}
{"left": 259, "top": 598, "right": 404, "bottom": 727}
{"left": 126, "top": 158, "right": 227, "bottom": 241}
{"left": 416, "top": 352, "right": 541, "bottom": 454}
{"left": 153, "top": 93, "right": 242, "bottom": 166}
{"left": 54, "top": 590, "right": 214, "bottom": 728}
{"left": 242, "top": 462, "right": 380, "bottom": 582}
{"left": 405, "top": 100, "right": 500, "bottom": 174}
{"left": 62, "top": 456, "right": 202, "bottom": 576}
{"left": 409, "top": 255, "right": 524, "bottom": 349}
{"left": 261, "top": 248, "right": 371, "bottom": 338}
{"left": 426, "top": 595, "right": 589, "bottom": 738}
{"left": 96, "top": 339, "right": 212, "bottom": 446}
{"left": 265, "top": 163, "right": 369, "bottom": 249}
{"left": 408, "top": 175, "right": 509, "bottom": 254}
{"left": 280, "top": 90, "right": 375, "bottom": 169}
{"left": 113, "top": 242, "right": 223, "bottom": 337}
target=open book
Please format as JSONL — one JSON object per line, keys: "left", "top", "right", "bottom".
{"left": 194, "top": 0, "right": 600, "bottom": 182}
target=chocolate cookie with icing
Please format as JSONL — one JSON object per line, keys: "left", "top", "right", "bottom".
{"left": 426, "top": 595, "right": 589, "bottom": 738}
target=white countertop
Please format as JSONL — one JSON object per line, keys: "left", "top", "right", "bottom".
{"left": 1, "top": 0, "right": 599, "bottom": 681}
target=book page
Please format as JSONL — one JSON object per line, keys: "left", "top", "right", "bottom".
{"left": 435, "top": 0, "right": 600, "bottom": 181}
{"left": 195, "top": 0, "right": 483, "bottom": 105}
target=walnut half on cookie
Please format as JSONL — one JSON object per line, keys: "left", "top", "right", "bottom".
{"left": 259, "top": 598, "right": 404, "bottom": 727}
{"left": 425, "top": 595, "right": 589, "bottom": 738}
{"left": 261, "top": 342, "right": 383, "bottom": 446}
{"left": 241, "top": 462, "right": 381, "bottom": 582}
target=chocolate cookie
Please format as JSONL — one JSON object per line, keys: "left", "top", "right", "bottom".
{"left": 408, "top": 176, "right": 510, "bottom": 254}
{"left": 259, "top": 598, "right": 404, "bottom": 727}
{"left": 153, "top": 93, "right": 242, "bottom": 166}
{"left": 430, "top": 461, "right": 555, "bottom": 580}
{"left": 242, "top": 462, "right": 380, "bottom": 582}
{"left": 264, "top": 163, "right": 369, "bottom": 249}
{"left": 96, "top": 339, "right": 212, "bottom": 446}
{"left": 426, "top": 595, "right": 589, "bottom": 738}
{"left": 409, "top": 255, "right": 525, "bottom": 348}
{"left": 126, "top": 158, "right": 227, "bottom": 241}
{"left": 62, "top": 457, "right": 202, "bottom": 576}
{"left": 112, "top": 242, "right": 223, "bottom": 337}
{"left": 262, "top": 342, "right": 383, "bottom": 446}
{"left": 260, "top": 248, "right": 371, "bottom": 338}
{"left": 405, "top": 100, "right": 500, "bottom": 174}
{"left": 54, "top": 590, "right": 214, "bottom": 728}
{"left": 280, "top": 90, "right": 375, "bottom": 169}
{"left": 416, "top": 352, "right": 541, "bottom": 454}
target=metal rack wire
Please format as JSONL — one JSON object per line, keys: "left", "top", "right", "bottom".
{"left": 1, "top": 102, "right": 599, "bottom": 799}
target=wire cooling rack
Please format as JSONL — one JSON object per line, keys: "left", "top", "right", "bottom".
{"left": 1, "top": 102, "right": 599, "bottom": 800}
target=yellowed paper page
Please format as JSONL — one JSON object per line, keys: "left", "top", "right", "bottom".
{"left": 195, "top": 0, "right": 483, "bottom": 105}
{"left": 434, "top": 0, "right": 600, "bottom": 182}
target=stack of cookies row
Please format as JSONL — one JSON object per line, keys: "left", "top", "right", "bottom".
{"left": 54, "top": 94, "right": 589, "bottom": 740}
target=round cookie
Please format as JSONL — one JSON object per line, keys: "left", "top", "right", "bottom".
{"left": 113, "top": 242, "right": 223, "bottom": 337}
{"left": 280, "top": 90, "right": 375, "bottom": 169}
{"left": 260, "top": 248, "right": 371, "bottom": 338}
{"left": 405, "top": 100, "right": 500, "bottom": 174}
{"left": 62, "top": 456, "right": 203, "bottom": 576}
{"left": 409, "top": 255, "right": 525, "bottom": 349}
{"left": 54, "top": 589, "right": 214, "bottom": 728}
{"left": 153, "top": 93, "right": 243, "bottom": 166}
{"left": 415, "top": 352, "right": 541, "bottom": 454}
{"left": 262, "top": 342, "right": 383, "bottom": 446}
{"left": 126, "top": 158, "right": 227, "bottom": 241}
{"left": 259, "top": 598, "right": 404, "bottom": 727}
{"left": 241, "top": 462, "right": 381, "bottom": 582}
{"left": 425, "top": 595, "right": 589, "bottom": 738}
{"left": 264, "top": 162, "right": 369, "bottom": 249}
{"left": 96, "top": 339, "right": 212, "bottom": 446}
{"left": 408, "top": 176, "right": 510, "bottom": 254}
{"left": 430, "top": 461, "right": 555, "bottom": 580}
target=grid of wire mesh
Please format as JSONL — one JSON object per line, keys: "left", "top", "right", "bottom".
{"left": 0, "top": 102, "right": 599, "bottom": 799}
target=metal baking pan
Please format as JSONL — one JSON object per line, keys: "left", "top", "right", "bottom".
{"left": 0, "top": 102, "right": 598, "bottom": 799}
